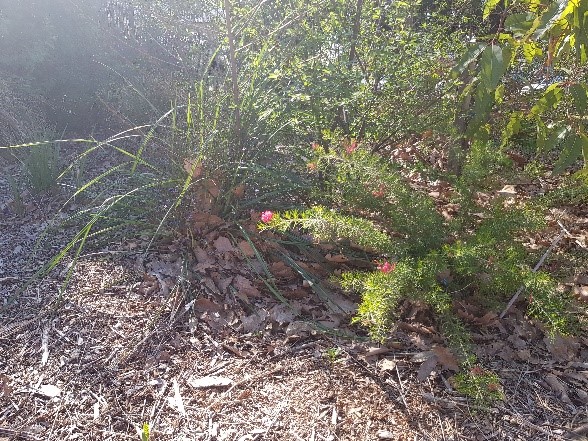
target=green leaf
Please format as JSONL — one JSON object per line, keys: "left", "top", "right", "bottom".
{"left": 537, "top": 125, "right": 569, "bottom": 155}
{"left": 505, "top": 13, "right": 534, "bottom": 37}
{"left": 569, "top": 83, "right": 588, "bottom": 113}
{"left": 483, "top": 0, "right": 501, "bottom": 21}
{"left": 522, "top": 41, "right": 543, "bottom": 63}
{"left": 480, "top": 44, "right": 511, "bottom": 92}
{"left": 583, "top": 135, "right": 588, "bottom": 168}
{"left": 532, "top": 0, "right": 568, "bottom": 40}
{"left": 553, "top": 133, "right": 583, "bottom": 175}
{"left": 467, "top": 87, "right": 495, "bottom": 136}
{"left": 451, "top": 43, "right": 487, "bottom": 78}
{"left": 530, "top": 83, "right": 563, "bottom": 117}
{"left": 495, "top": 84, "right": 505, "bottom": 103}
{"left": 501, "top": 111, "right": 523, "bottom": 147}
{"left": 142, "top": 423, "right": 150, "bottom": 441}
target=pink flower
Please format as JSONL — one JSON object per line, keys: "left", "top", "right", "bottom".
{"left": 470, "top": 365, "right": 485, "bottom": 376}
{"left": 261, "top": 210, "right": 274, "bottom": 223}
{"left": 377, "top": 261, "right": 396, "bottom": 273}
{"left": 345, "top": 139, "right": 358, "bottom": 154}
{"left": 311, "top": 142, "right": 320, "bottom": 150}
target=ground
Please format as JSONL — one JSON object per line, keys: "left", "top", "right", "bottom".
{"left": 1, "top": 147, "right": 588, "bottom": 441}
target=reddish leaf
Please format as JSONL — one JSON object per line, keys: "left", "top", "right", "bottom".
{"left": 233, "top": 184, "right": 245, "bottom": 199}
{"left": 270, "top": 261, "right": 297, "bottom": 280}
{"left": 183, "top": 158, "right": 203, "bottom": 178}
{"left": 194, "top": 297, "right": 223, "bottom": 313}
{"left": 325, "top": 254, "right": 349, "bottom": 263}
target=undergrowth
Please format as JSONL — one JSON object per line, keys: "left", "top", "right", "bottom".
{"left": 2, "top": 0, "right": 586, "bottom": 409}
{"left": 259, "top": 139, "right": 579, "bottom": 372}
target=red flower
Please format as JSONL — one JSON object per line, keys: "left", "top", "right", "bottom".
{"left": 372, "top": 183, "right": 386, "bottom": 198}
{"left": 261, "top": 211, "right": 274, "bottom": 223}
{"left": 377, "top": 261, "right": 396, "bottom": 273}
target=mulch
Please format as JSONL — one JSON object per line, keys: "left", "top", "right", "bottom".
{"left": 1, "top": 147, "right": 588, "bottom": 440}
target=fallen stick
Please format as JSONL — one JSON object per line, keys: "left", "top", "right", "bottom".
{"left": 0, "top": 276, "right": 20, "bottom": 284}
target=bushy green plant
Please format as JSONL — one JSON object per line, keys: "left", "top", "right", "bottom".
{"left": 459, "top": 138, "right": 514, "bottom": 189}
{"left": 543, "top": 177, "right": 588, "bottom": 207}
{"left": 260, "top": 173, "right": 573, "bottom": 349}
{"left": 306, "top": 144, "right": 446, "bottom": 256}
{"left": 341, "top": 253, "right": 452, "bottom": 340}
{"left": 6, "top": 174, "right": 26, "bottom": 216}
{"left": 453, "top": 365, "right": 504, "bottom": 406}
{"left": 526, "top": 272, "right": 576, "bottom": 337}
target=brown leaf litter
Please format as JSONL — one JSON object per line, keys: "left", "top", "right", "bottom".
{"left": 2, "top": 156, "right": 588, "bottom": 440}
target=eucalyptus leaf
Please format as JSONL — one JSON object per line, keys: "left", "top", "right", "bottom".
{"left": 451, "top": 43, "right": 487, "bottom": 78}
{"left": 569, "top": 83, "right": 588, "bottom": 113}
{"left": 480, "top": 44, "right": 511, "bottom": 92}
{"left": 532, "top": 0, "right": 568, "bottom": 40}
{"left": 553, "top": 133, "right": 583, "bottom": 175}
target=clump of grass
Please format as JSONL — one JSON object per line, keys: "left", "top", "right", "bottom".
{"left": 24, "top": 141, "right": 61, "bottom": 194}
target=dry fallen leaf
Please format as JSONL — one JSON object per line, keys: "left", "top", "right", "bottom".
{"left": 416, "top": 355, "right": 438, "bottom": 382}
{"left": 204, "top": 179, "right": 221, "bottom": 198}
{"left": 214, "top": 236, "right": 235, "bottom": 253}
{"left": 544, "top": 373, "right": 572, "bottom": 404}
{"left": 241, "top": 310, "right": 268, "bottom": 333}
{"left": 380, "top": 359, "right": 397, "bottom": 371}
{"left": 269, "top": 303, "right": 297, "bottom": 325}
{"left": 183, "top": 158, "right": 203, "bottom": 178}
{"left": 37, "top": 384, "right": 61, "bottom": 398}
{"left": 189, "top": 212, "right": 224, "bottom": 231}
{"left": 573, "top": 285, "right": 588, "bottom": 302}
{"left": 233, "top": 184, "right": 245, "bottom": 199}
{"left": 167, "top": 378, "right": 186, "bottom": 416}
{"left": 0, "top": 374, "right": 12, "bottom": 398}
{"left": 270, "top": 261, "right": 297, "bottom": 280}
{"left": 233, "top": 275, "right": 261, "bottom": 298}
{"left": 431, "top": 346, "right": 459, "bottom": 371}
{"left": 194, "top": 297, "right": 223, "bottom": 314}
{"left": 544, "top": 335, "right": 580, "bottom": 362}
{"left": 237, "top": 240, "right": 256, "bottom": 258}
{"left": 498, "top": 184, "right": 517, "bottom": 197}
{"left": 325, "top": 253, "right": 349, "bottom": 263}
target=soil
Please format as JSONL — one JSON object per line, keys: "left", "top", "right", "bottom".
{"left": 1, "top": 145, "right": 588, "bottom": 441}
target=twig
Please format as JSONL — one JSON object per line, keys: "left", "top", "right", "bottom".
{"left": 499, "top": 223, "right": 568, "bottom": 319}
{"left": 395, "top": 364, "right": 409, "bottom": 410}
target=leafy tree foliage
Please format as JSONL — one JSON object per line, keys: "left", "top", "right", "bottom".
{"left": 455, "top": 0, "right": 588, "bottom": 175}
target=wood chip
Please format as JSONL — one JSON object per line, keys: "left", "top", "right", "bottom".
{"left": 188, "top": 376, "right": 234, "bottom": 388}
